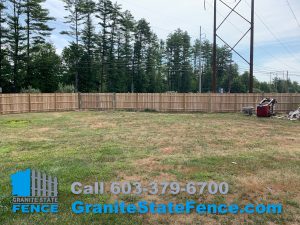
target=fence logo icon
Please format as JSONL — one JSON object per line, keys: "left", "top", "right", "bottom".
{"left": 11, "top": 168, "right": 59, "bottom": 213}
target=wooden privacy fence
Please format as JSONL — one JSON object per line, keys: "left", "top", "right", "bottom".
{"left": 0, "top": 93, "right": 299, "bottom": 115}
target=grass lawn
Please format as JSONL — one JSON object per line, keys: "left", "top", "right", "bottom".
{"left": 0, "top": 111, "right": 299, "bottom": 224}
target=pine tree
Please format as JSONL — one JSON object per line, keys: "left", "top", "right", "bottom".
{"left": 96, "top": 0, "right": 113, "bottom": 92}
{"left": 23, "top": 0, "right": 54, "bottom": 87}
{"left": 30, "top": 43, "right": 61, "bottom": 92}
{"left": 156, "top": 40, "right": 167, "bottom": 92}
{"left": 119, "top": 10, "right": 135, "bottom": 92}
{"left": 166, "top": 29, "right": 193, "bottom": 92}
{"left": 133, "top": 19, "right": 152, "bottom": 92}
{"left": 80, "top": 0, "right": 97, "bottom": 91}
{"left": 181, "top": 31, "right": 192, "bottom": 92}
{"left": 192, "top": 39, "right": 201, "bottom": 92}
{"left": 7, "top": 0, "right": 26, "bottom": 92}
{"left": 145, "top": 33, "right": 161, "bottom": 92}
{"left": 61, "top": 0, "right": 84, "bottom": 92}
{"left": 106, "top": 2, "right": 122, "bottom": 92}
{"left": 0, "top": 0, "right": 7, "bottom": 82}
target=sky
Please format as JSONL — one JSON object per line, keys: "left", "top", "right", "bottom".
{"left": 45, "top": 0, "right": 300, "bottom": 83}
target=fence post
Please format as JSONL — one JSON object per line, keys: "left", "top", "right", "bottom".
{"left": 169, "top": 94, "right": 172, "bottom": 112}
{"left": 289, "top": 93, "right": 293, "bottom": 112}
{"left": 113, "top": 93, "right": 116, "bottom": 110}
{"left": 0, "top": 94, "right": 2, "bottom": 114}
{"left": 209, "top": 93, "right": 212, "bottom": 113}
{"left": 234, "top": 94, "right": 238, "bottom": 112}
{"left": 136, "top": 93, "right": 138, "bottom": 111}
{"left": 28, "top": 94, "right": 31, "bottom": 112}
{"left": 253, "top": 94, "right": 256, "bottom": 109}
{"left": 159, "top": 93, "right": 162, "bottom": 112}
{"left": 78, "top": 92, "right": 81, "bottom": 110}
{"left": 183, "top": 93, "right": 186, "bottom": 112}
{"left": 54, "top": 93, "right": 57, "bottom": 111}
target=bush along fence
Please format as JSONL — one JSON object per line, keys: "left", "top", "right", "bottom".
{"left": 0, "top": 93, "right": 299, "bottom": 115}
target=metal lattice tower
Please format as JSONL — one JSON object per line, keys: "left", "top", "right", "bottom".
{"left": 212, "top": 0, "right": 254, "bottom": 93}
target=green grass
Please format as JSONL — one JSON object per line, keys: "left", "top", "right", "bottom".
{"left": 0, "top": 111, "right": 299, "bottom": 225}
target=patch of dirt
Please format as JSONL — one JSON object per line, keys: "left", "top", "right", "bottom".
{"left": 132, "top": 157, "right": 173, "bottom": 173}
{"left": 51, "top": 112, "right": 64, "bottom": 118}
{"left": 90, "top": 123, "right": 104, "bottom": 129}
{"left": 235, "top": 170, "right": 300, "bottom": 206}
{"left": 152, "top": 172, "right": 177, "bottom": 181}
{"left": 37, "top": 127, "right": 51, "bottom": 132}
{"left": 236, "top": 176, "right": 266, "bottom": 194}
{"left": 134, "top": 157, "right": 160, "bottom": 167}
{"left": 118, "top": 173, "right": 144, "bottom": 182}
{"left": 90, "top": 122, "right": 117, "bottom": 129}
{"left": 160, "top": 147, "right": 175, "bottom": 155}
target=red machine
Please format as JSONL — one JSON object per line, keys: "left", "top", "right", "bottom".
{"left": 257, "top": 98, "right": 277, "bottom": 117}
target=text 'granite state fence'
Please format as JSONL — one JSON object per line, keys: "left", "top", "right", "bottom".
{"left": 0, "top": 93, "right": 299, "bottom": 114}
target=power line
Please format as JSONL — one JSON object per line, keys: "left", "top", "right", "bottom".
{"left": 286, "top": 0, "right": 300, "bottom": 27}
{"left": 244, "top": 0, "right": 300, "bottom": 63}
{"left": 207, "top": 2, "right": 295, "bottom": 69}
{"left": 206, "top": 1, "right": 299, "bottom": 74}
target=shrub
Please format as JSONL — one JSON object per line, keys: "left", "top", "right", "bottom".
{"left": 20, "top": 86, "right": 41, "bottom": 93}
{"left": 56, "top": 83, "right": 75, "bottom": 93}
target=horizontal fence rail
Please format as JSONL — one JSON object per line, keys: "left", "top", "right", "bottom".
{"left": 0, "top": 93, "right": 299, "bottom": 115}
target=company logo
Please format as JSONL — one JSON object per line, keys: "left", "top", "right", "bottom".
{"left": 11, "top": 169, "right": 58, "bottom": 213}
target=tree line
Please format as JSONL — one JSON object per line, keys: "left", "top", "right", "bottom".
{"left": 0, "top": 0, "right": 299, "bottom": 93}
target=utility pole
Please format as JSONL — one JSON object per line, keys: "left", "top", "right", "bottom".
{"left": 212, "top": 0, "right": 217, "bottom": 93}
{"left": 249, "top": 0, "right": 255, "bottom": 93}
{"left": 199, "top": 26, "right": 202, "bottom": 93}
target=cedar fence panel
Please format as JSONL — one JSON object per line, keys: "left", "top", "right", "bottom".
{"left": 115, "top": 93, "right": 136, "bottom": 110}
{"left": 55, "top": 93, "right": 78, "bottom": 111}
{"left": 0, "top": 94, "right": 30, "bottom": 114}
{"left": 80, "top": 93, "right": 114, "bottom": 110}
{"left": 29, "top": 94, "right": 56, "bottom": 112}
{"left": 0, "top": 93, "right": 299, "bottom": 115}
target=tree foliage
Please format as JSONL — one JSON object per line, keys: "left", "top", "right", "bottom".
{"left": 0, "top": 0, "right": 299, "bottom": 93}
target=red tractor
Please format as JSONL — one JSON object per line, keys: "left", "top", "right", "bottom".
{"left": 257, "top": 98, "right": 277, "bottom": 117}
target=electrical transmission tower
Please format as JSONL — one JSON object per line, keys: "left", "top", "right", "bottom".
{"left": 212, "top": 0, "right": 255, "bottom": 93}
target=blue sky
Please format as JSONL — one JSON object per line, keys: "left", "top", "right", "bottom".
{"left": 45, "top": 0, "right": 300, "bottom": 83}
